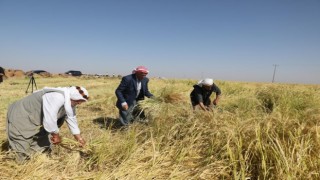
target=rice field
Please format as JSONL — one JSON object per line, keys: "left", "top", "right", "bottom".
{"left": 0, "top": 76, "right": 320, "bottom": 179}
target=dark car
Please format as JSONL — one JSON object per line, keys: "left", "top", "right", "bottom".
{"left": 26, "top": 70, "right": 50, "bottom": 76}
{"left": 65, "top": 70, "right": 82, "bottom": 76}
{"left": 32, "top": 70, "right": 48, "bottom": 74}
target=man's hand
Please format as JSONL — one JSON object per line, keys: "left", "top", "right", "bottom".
{"left": 122, "top": 104, "right": 129, "bottom": 111}
{"left": 150, "top": 95, "right": 156, "bottom": 99}
{"left": 213, "top": 99, "right": 219, "bottom": 106}
{"left": 74, "top": 134, "right": 86, "bottom": 147}
{"left": 199, "top": 102, "right": 208, "bottom": 111}
{"left": 50, "top": 133, "right": 62, "bottom": 144}
{"left": 206, "top": 106, "right": 213, "bottom": 112}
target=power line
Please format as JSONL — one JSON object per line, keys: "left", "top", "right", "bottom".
{"left": 272, "top": 64, "right": 279, "bottom": 83}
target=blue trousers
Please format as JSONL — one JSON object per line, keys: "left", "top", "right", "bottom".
{"left": 119, "top": 101, "right": 137, "bottom": 126}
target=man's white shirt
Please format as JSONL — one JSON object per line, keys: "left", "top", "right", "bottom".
{"left": 42, "top": 92, "right": 80, "bottom": 134}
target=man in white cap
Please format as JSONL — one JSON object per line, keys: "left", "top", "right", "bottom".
{"left": 115, "top": 66, "right": 154, "bottom": 126}
{"left": 6, "top": 86, "right": 89, "bottom": 162}
{"left": 190, "top": 78, "right": 221, "bottom": 111}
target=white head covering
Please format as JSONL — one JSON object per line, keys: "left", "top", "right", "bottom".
{"left": 197, "top": 78, "right": 214, "bottom": 87}
{"left": 38, "top": 86, "right": 89, "bottom": 135}
{"left": 69, "top": 86, "right": 89, "bottom": 101}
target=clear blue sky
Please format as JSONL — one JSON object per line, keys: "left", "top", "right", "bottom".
{"left": 0, "top": 0, "right": 319, "bottom": 84}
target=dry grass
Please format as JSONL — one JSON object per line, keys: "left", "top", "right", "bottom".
{"left": 1, "top": 76, "right": 320, "bottom": 179}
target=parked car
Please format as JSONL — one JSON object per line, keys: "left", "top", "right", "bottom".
{"left": 26, "top": 70, "right": 50, "bottom": 76}
{"left": 65, "top": 70, "right": 82, "bottom": 76}
{"left": 32, "top": 70, "right": 48, "bottom": 74}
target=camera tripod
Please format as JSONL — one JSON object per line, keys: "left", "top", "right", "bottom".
{"left": 26, "top": 75, "right": 37, "bottom": 93}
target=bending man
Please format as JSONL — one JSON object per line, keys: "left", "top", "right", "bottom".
{"left": 190, "top": 78, "right": 221, "bottom": 111}
{"left": 7, "top": 86, "right": 89, "bottom": 162}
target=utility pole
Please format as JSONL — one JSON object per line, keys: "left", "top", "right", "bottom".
{"left": 272, "top": 64, "right": 278, "bottom": 83}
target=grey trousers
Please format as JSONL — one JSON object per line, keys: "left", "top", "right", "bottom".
{"left": 7, "top": 123, "right": 50, "bottom": 162}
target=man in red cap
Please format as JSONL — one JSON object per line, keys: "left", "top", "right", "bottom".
{"left": 115, "top": 66, "right": 154, "bottom": 126}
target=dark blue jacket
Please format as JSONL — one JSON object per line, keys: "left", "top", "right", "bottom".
{"left": 115, "top": 74, "right": 153, "bottom": 109}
